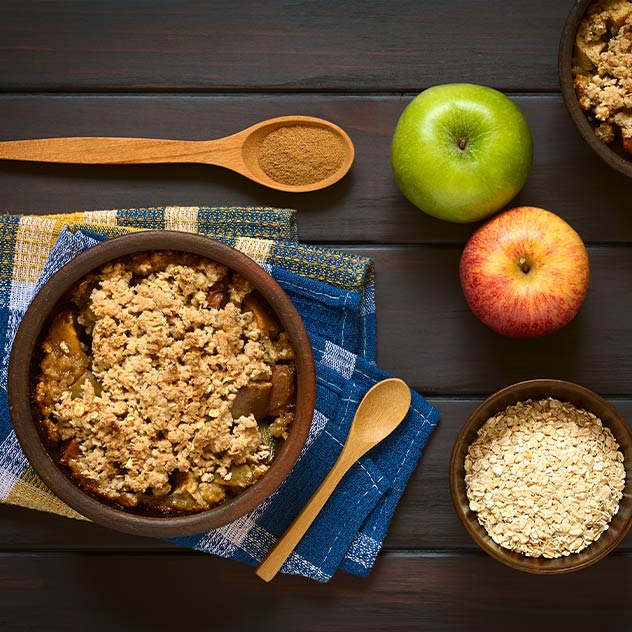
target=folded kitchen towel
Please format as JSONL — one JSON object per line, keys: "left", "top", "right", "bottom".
{"left": 0, "top": 206, "right": 439, "bottom": 582}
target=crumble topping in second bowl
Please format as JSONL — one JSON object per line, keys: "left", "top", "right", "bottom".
{"left": 572, "top": 0, "right": 632, "bottom": 152}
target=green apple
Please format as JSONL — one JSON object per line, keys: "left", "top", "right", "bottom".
{"left": 391, "top": 83, "right": 533, "bottom": 223}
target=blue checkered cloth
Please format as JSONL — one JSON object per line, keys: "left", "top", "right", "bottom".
{"left": 0, "top": 214, "right": 439, "bottom": 582}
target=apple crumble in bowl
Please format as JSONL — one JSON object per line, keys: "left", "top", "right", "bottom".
{"left": 8, "top": 232, "right": 316, "bottom": 537}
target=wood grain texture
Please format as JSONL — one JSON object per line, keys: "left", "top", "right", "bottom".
{"left": 0, "top": 552, "right": 629, "bottom": 631}
{"left": 0, "top": 95, "right": 631, "bottom": 243}
{"left": 1, "top": 0, "right": 631, "bottom": 624}
{"left": 0, "top": 1, "right": 570, "bottom": 93}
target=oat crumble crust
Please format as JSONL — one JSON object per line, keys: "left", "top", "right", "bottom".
{"left": 34, "top": 251, "right": 296, "bottom": 514}
{"left": 572, "top": 0, "right": 632, "bottom": 149}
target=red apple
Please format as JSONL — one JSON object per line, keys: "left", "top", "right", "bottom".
{"left": 459, "top": 207, "right": 590, "bottom": 338}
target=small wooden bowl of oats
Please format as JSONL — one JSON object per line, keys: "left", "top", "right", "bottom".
{"left": 8, "top": 231, "right": 316, "bottom": 537}
{"left": 559, "top": 0, "right": 632, "bottom": 178}
{"left": 450, "top": 379, "right": 632, "bottom": 573}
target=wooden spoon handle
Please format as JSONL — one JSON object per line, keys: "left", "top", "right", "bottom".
{"left": 0, "top": 136, "right": 235, "bottom": 166}
{"left": 256, "top": 448, "right": 360, "bottom": 582}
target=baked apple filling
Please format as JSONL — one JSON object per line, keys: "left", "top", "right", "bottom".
{"left": 34, "top": 251, "right": 296, "bottom": 515}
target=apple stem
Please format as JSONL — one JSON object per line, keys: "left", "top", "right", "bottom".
{"left": 519, "top": 256, "right": 530, "bottom": 273}
{"left": 458, "top": 137, "right": 467, "bottom": 151}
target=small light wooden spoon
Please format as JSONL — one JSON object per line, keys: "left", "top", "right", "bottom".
{"left": 0, "top": 115, "right": 354, "bottom": 193}
{"left": 256, "top": 377, "right": 412, "bottom": 582}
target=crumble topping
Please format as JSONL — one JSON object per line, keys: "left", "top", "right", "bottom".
{"left": 572, "top": 0, "right": 632, "bottom": 152}
{"left": 34, "top": 251, "right": 296, "bottom": 514}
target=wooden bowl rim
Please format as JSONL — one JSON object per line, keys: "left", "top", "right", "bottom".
{"left": 449, "top": 378, "right": 632, "bottom": 574}
{"left": 8, "top": 230, "right": 316, "bottom": 537}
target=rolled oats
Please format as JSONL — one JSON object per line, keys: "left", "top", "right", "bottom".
{"left": 464, "top": 397, "right": 626, "bottom": 558}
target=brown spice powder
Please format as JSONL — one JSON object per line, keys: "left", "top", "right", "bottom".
{"left": 258, "top": 124, "right": 346, "bottom": 186}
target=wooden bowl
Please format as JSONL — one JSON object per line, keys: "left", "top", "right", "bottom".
{"left": 558, "top": 0, "right": 632, "bottom": 178}
{"left": 8, "top": 231, "right": 316, "bottom": 537}
{"left": 450, "top": 379, "right": 632, "bottom": 573}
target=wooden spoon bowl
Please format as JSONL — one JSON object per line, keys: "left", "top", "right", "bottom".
{"left": 240, "top": 115, "right": 355, "bottom": 192}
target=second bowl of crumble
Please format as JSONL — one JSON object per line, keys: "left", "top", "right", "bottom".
{"left": 559, "top": 0, "right": 632, "bottom": 178}
{"left": 8, "top": 230, "right": 316, "bottom": 537}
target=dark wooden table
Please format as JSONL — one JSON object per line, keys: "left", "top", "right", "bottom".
{"left": 1, "top": 1, "right": 631, "bottom": 629}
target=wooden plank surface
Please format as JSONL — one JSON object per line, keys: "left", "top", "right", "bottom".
{"left": 1, "top": 0, "right": 631, "bottom": 628}
{"left": 1, "top": 94, "right": 631, "bottom": 244}
{"left": 0, "top": 1, "right": 570, "bottom": 93}
{"left": 363, "top": 245, "right": 632, "bottom": 395}
{"left": 0, "top": 552, "right": 629, "bottom": 631}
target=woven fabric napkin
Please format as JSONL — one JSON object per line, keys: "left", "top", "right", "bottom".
{"left": 0, "top": 206, "right": 439, "bottom": 582}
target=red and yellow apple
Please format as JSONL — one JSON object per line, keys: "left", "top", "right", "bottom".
{"left": 459, "top": 206, "right": 589, "bottom": 338}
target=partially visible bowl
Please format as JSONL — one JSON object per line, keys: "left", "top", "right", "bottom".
{"left": 8, "top": 230, "right": 316, "bottom": 537}
{"left": 450, "top": 379, "right": 632, "bottom": 574}
{"left": 559, "top": 0, "right": 632, "bottom": 178}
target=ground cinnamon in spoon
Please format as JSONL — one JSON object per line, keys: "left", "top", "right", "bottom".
{"left": 258, "top": 124, "right": 346, "bottom": 186}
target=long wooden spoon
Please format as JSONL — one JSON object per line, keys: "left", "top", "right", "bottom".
{"left": 0, "top": 115, "right": 354, "bottom": 193}
{"left": 256, "top": 377, "right": 412, "bottom": 582}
